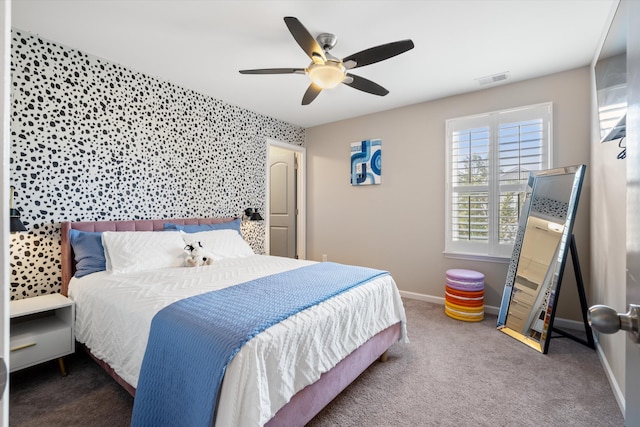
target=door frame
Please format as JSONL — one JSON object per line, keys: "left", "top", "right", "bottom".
{"left": 626, "top": 0, "right": 640, "bottom": 423}
{"left": 1, "top": 0, "right": 11, "bottom": 423}
{"left": 266, "top": 138, "right": 306, "bottom": 259}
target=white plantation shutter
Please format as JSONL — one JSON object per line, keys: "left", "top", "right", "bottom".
{"left": 445, "top": 103, "right": 552, "bottom": 259}
{"left": 597, "top": 84, "right": 626, "bottom": 142}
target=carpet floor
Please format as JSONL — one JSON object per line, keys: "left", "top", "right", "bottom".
{"left": 9, "top": 298, "right": 624, "bottom": 426}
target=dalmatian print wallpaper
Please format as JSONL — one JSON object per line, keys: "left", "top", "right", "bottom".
{"left": 9, "top": 29, "right": 305, "bottom": 300}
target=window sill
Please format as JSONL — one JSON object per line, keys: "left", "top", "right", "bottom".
{"left": 443, "top": 251, "right": 511, "bottom": 264}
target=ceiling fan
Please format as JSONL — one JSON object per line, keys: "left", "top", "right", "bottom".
{"left": 239, "top": 17, "right": 415, "bottom": 105}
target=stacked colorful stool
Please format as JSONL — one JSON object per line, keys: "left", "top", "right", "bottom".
{"left": 445, "top": 269, "right": 485, "bottom": 322}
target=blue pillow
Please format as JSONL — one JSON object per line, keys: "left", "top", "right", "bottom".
{"left": 163, "top": 218, "right": 241, "bottom": 234}
{"left": 69, "top": 229, "right": 106, "bottom": 278}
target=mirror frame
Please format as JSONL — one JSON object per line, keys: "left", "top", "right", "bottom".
{"left": 497, "top": 164, "right": 586, "bottom": 353}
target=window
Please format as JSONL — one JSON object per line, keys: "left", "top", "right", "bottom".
{"left": 445, "top": 103, "right": 552, "bottom": 260}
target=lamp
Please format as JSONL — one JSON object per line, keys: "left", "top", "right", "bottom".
{"left": 9, "top": 186, "right": 27, "bottom": 232}
{"left": 244, "top": 208, "right": 264, "bottom": 221}
{"left": 547, "top": 222, "right": 565, "bottom": 233}
{"left": 307, "top": 61, "right": 346, "bottom": 89}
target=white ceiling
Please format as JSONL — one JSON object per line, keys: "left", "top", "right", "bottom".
{"left": 11, "top": 0, "right": 617, "bottom": 128}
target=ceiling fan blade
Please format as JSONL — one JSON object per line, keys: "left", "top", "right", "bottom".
{"left": 343, "top": 74, "right": 389, "bottom": 96}
{"left": 284, "top": 17, "right": 326, "bottom": 63}
{"left": 239, "top": 68, "right": 305, "bottom": 75}
{"left": 342, "top": 40, "right": 414, "bottom": 69}
{"left": 302, "top": 83, "right": 322, "bottom": 105}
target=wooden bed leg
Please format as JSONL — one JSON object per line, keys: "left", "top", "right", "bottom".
{"left": 58, "top": 357, "right": 68, "bottom": 377}
{"left": 379, "top": 350, "right": 389, "bottom": 363}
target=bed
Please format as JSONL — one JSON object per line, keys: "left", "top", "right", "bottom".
{"left": 60, "top": 217, "right": 407, "bottom": 426}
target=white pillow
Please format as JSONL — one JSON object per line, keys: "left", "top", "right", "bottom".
{"left": 102, "top": 231, "right": 186, "bottom": 274}
{"left": 181, "top": 229, "right": 255, "bottom": 259}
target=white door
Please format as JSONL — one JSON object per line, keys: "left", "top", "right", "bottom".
{"left": 625, "top": 0, "right": 640, "bottom": 422}
{"left": 1, "top": 0, "right": 11, "bottom": 424}
{"left": 269, "top": 146, "right": 296, "bottom": 258}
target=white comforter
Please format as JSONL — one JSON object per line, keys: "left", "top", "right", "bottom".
{"left": 68, "top": 255, "right": 407, "bottom": 426}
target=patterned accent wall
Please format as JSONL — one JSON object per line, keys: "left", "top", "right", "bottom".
{"left": 9, "top": 29, "right": 304, "bottom": 299}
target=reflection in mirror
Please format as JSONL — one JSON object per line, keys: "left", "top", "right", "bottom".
{"left": 594, "top": 0, "right": 627, "bottom": 143}
{"left": 506, "top": 216, "right": 564, "bottom": 339}
{"left": 497, "top": 165, "right": 587, "bottom": 353}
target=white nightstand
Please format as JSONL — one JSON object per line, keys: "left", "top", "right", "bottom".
{"left": 10, "top": 293, "right": 75, "bottom": 376}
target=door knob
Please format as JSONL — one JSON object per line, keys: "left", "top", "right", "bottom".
{"left": 588, "top": 304, "right": 640, "bottom": 343}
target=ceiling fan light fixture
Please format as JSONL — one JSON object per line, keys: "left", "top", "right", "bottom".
{"left": 307, "top": 62, "right": 345, "bottom": 89}
{"left": 239, "top": 17, "right": 414, "bottom": 104}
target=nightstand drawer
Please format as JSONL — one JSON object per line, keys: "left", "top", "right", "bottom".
{"left": 10, "top": 316, "right": 73, "bottom": 372}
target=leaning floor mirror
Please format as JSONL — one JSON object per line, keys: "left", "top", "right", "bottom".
{"left": 497, "top": 164, "right": 592, "bottom": 353}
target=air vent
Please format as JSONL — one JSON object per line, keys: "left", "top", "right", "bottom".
{"left": 476, "top": 71, "right": 510, "bottom": 86}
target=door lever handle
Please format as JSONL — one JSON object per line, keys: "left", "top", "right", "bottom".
{"left": 588, "top": 304, "right": 640, "bottom": 343}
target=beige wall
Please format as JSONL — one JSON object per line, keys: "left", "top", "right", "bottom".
{"left": 590, "top": 104, "right": 627, "bottom": 405}
{"left": 590, "top": 74, "right": 626, "bottom": 403}
{"left": 306, "top": 67, "right": 592, "bottom": 321}
{"left": 589, "top": 0, "right": 627, "bottom": 410}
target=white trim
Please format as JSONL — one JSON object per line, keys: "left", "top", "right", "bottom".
{"left": 594, "top": 335, "right": 626, "bottom": 415}
{"left": 399, "top": 291, "right": 445, "bottom": 306}
{"left": 443, "top": 251, "right": 510, "bottom": 264}
{"left": 445, "top": 102, "right": 553, "bottom": 258}
{"left": 590, "top": 0, "right": 621, "bottom": 70}
{"left": 399, "top": 291, "right": 590, "bottom": 330}
{"left": 266, "top": 138, "right": 306, "bottom": 260}
{"left": 1, "top": 0, "right": 10, "bottom": 421}
{"left": 400, "top": 290, "right": 501, "bottom": 315}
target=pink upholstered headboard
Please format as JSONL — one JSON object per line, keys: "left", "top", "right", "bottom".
{"left": 60, "top": 217, "right": 237, "bottom": 296}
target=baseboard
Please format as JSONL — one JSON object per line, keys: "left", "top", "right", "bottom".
{"left": 399, "top": 290, "right": 588, "bottom": 330}
{"left": 399, "top": 290, "right": 500, "bottom": 314}
{"left": 552, "top": 317, "right": 589, "bottom": 331}
{"left": 593, "top": 335, "right": 625, "bottom": 416}
{"left": 399, "top": 291, "right": 445, "bottom": 306}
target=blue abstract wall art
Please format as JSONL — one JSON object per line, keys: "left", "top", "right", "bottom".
{"left": 350, "top": 139, "right": 382, "bottom": 186}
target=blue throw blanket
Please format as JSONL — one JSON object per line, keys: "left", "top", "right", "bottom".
{"left": 130, "top": 262, "right": 388, "bottom": 427}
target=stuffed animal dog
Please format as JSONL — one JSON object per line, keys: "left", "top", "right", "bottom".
{"left": 184, "top": 241, "right": 215, "bottom": 267}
